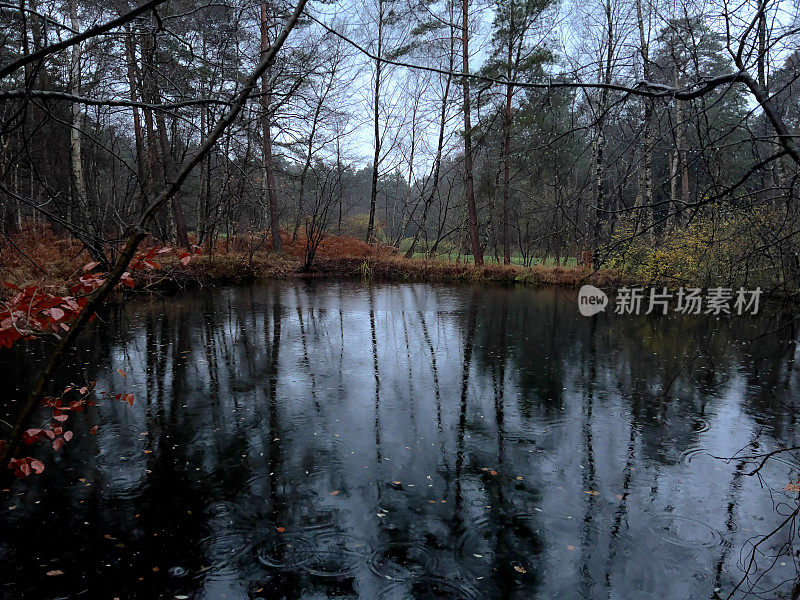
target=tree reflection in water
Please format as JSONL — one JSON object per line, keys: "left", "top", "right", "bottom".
{"left": 1, "top": 281, "right": 799, "bottom": 599}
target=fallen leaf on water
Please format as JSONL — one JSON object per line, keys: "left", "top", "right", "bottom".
{"left": 152, "top": 567, "right": 159, "bottom": 572}
{"left": 490, "top": 470, "right": 498, "bottom": 476}
{"left": 276, "top": 527, "right": 285, "bottom": 533}
{"left": 330, "top": 490, "right": 340, "bottom": 496}
{"left": 516, "top": 476, "right": 523, "bottom": 480}
{"left": 567, "top": 545, "right": 577, "bottom": 551}
{"left": 117, "top": 368, "right": 126, "bottom": 378}
{"left": 46, "top": 570, "right": 64, "bottom": 576}
{"left": 584, "top": 490, "right": 599, "bottom": 496}
{"left": 513, "top": 565, "right": 526, "bottom": 574}
{"left": 616, "top": 494, "right": 623, "bottom": 500}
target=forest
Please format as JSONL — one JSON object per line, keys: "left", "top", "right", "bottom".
{"left": 2, "top": 0, "right": 800, "bottom": 599}
{"left": 0, "top": 0, "right": 798, "bottom": 286}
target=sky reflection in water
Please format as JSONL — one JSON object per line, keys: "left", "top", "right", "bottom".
{"left": 1, "top": 281, "right": 799, "bottom": 599}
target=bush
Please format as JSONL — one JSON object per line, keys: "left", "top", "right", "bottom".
{"left": 607, "top": 208, "right": 796, "bottom": 290}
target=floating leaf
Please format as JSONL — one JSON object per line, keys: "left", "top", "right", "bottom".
{"left": 46, "top": 570, "right": 64, "bottom": 576}
{"left": 567, "top": 545, "right": 577, "bottom": 551}
{"left": 117, "top": 368, "right": 127, "bottom": 378}
{"left": 584, "top": 490, "right": 599, "bottom": 496}
{"left": 330, "top": 490, "right": 339, "bottom": 496}
{"left": 513, "top": 565, "right": 526, "bottom": 574}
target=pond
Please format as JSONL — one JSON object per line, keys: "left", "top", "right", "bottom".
{"left": 1, "top": 281, "right": 800, "bottom": 599}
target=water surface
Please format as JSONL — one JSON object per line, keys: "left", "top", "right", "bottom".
{"left": 2, "top": 281, "right": 800, "bottom": 599}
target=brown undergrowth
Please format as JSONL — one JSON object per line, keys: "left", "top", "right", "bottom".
{"left": 0, "top": 224, "right": 619, "bottom": 299}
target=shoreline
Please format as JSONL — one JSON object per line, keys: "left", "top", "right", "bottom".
{"left": 135, "top": 253, "right": 620, "bottom": 295}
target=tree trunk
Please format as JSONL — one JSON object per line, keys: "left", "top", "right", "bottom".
{"left": 405, "top": 25, "right": 455, "bottom": 259}
{"left": 366, "top": 0, "right": 384, "bottom": 244}
{"left": 124, "top": 30, "right": 149, "bottom": 205}
{"left": 462, "top": 0, "right": 482, "bottom": 265}
{"left": 261, "top": 1, "right": 282, "bottom": 251}
{"left": 634, "top": 0, "right": 653, "bottom": 229}
{"left": 502, "top": 81, "right": 512, "bottom": 265}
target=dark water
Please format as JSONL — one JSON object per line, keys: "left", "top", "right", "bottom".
{"left": 2, "top": 281, "right": 800, "bottom": 599}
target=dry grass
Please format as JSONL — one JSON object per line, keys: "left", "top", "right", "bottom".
{"left": 0, "top": 226, "right": 620, "bottom": 298}
{"left": 0, "top": 224, "right": 91, "bottom": 297}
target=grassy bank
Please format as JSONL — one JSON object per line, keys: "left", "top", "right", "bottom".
{"left": 0, "top": 225, "right": 618, "bottom": 299}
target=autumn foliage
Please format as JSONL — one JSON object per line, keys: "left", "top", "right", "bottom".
{"left": 0, "top": 240, "right": 194, "bottom": 479}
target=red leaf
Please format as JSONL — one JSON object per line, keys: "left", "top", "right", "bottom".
{"left": 63, "top": 431, "right": 73, "bottom": 442}
{"left": 52, "top": 437, "right": 64, "bottom": 451}
{"left": 180, "top": 256, "right": 191, "bottom": 266}
{"left": 49, "top": 307, "right": 65, "bottom": 321}
{"left": 90, "top": 426, "right": 98, "bottom": 435}
{"left": 117, "top": 368, "right": 127, "bottom": 378}
{"left": 79, "top": 386, "right": 88, "bottom": 395}
{"left": 23, "top": 428, "right": 41, "bottom": 443}
{"left": 53, "top": 414, "right": 68, "bottom": 422}
{"left": 29, "top": 459, "right": 45, "bottom": 474}
{"left": 123, "top": 393, "right": 135, "bottom": 406}
{"left": 2, "top": 281, "right": 20, "bottom": 291}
